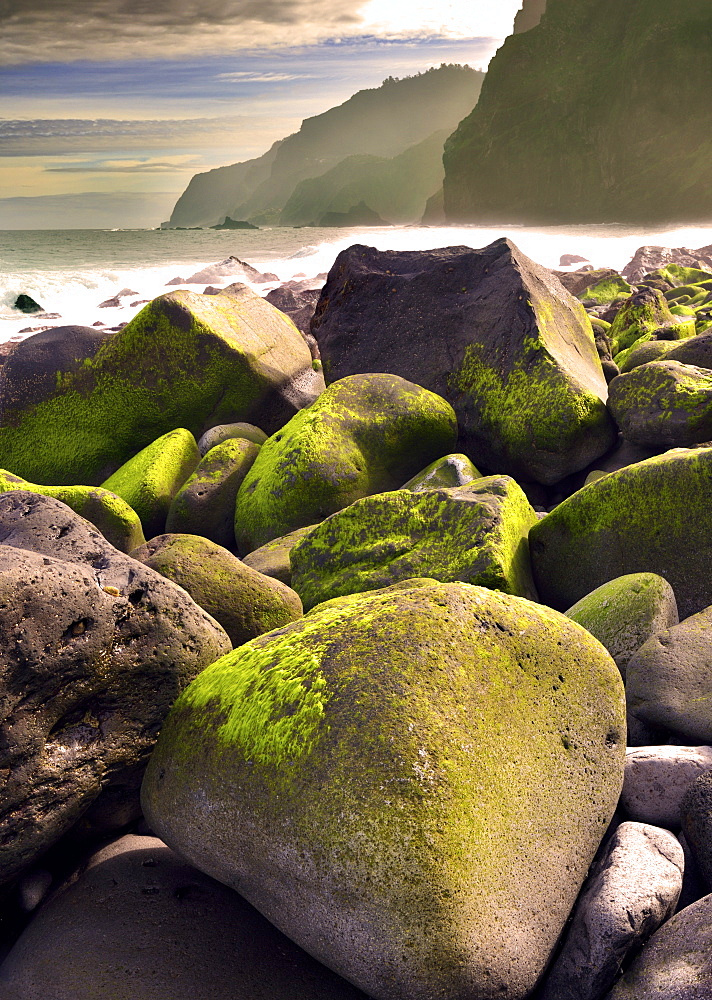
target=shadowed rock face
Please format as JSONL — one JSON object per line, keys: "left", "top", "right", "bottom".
{"left": 513, "top": 0, "right": 547, "bottom": 34}
{"left": 443, "top": 0, "right": 712, "bottom": 224}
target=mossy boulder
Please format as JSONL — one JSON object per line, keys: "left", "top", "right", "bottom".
{"left": 626, "top": 606, "right": 712, "bottom": 744}
{"left": 608, "top": 361, "right": 712, "bottom": 448}
{"left": 529, "top": 447, "right": 712, "bottom": 619}
{"left": 242, "top": 524, "right": 320, "bottom": 586}
{"left": 142, "top": 579, "right": 625, "bottom": 1000}
{"left": 401, "top": 453, "right": 481, "bottom": 491}
{"left": 617, "top": 340, "right": 676, "bottom": 373}
{"left": 290, "top": 476, "right": 538, "bottom": 610}
{"left": 131, "top": 534, "right": 302, "bottom": 647}
{"left": 0, "top": 287, "right": 324, "bottom": 486}
{"left": 311, "top": 239, "right": 614, "bottom": 485}
{"left": 609, "top": 289, "right": 680, "bottom": 357}
{"left": 0, "top": 469, "right": 144, "bottom": 552}
{"left": 166, "top": 438, "right": 260, "bottom": 549}
{"left": 648, "top": 264, "right": 712, "bottom": 288}
{"left": 665, "top": 329, "right": 712, "bottom": 369}
{"left": 580, "top": 274, "right": 633, "bottom": 305}
{"left": 234, "top": 373, "right": 457, "bottom": 552}
{"left": 565, "top": 573, "right": 678, "bottom": 679}
{"left": 101, "top": 428, "right": 200, "bottom": 539}
{"left": 197, "top": 421, "right": 268, "bottom": 456}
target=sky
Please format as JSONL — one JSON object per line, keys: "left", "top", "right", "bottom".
{"left": 0, "top": 1, "right": 523, "bottom": 228}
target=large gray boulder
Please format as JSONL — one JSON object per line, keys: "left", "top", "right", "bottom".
{"left": 0, "top": 492, "right": 230, "bottom": 889}
{"left": 622, "top": 747, "right": 712, "bottom": 829}
{"left": 606, "top": 892, "right": 712, "bottom": 999}
{"left": 539, "top": 822, "right": 683, "bottom": 1000}
{"left": 310, "top": 239, "right": 615, "bottom": 484}
{"left": 142, "top": 579, "right": 625, "bottom": 1000}
{"left": 626, "top": 606, "right": 712, "bottom": 743}
{"left": 0, "top": 835, "right": 369, "bottom": 1000}
{"left": 681, "top": 772, "right": 712, "bottom": 889}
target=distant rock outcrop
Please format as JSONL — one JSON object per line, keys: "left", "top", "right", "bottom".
{"left": 167, "top": 66, "right": 483, "bottom": 229}
{"left": 443, "top": 0, "right": 712, "bottom": 224}
{"left": 513, "top": 0, "right": 546, "bottom": 33}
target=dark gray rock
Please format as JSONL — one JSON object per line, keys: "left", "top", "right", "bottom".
{"left": 539, "top": 822, "right": 683, "bottom": 1000}
{"left": 0, "top": 834, "right": 370, "bottom": 1000}
{"left": 665, "top": 330, "right": 712, "bottom": 370}
{"left": 311, "top": 238, "right": 614, "bottom": 484}
{"left": 185, "top": 256, "right": 277, "bottom": 285}
{"left": 681, "top": 772, "right": 712, "bottom": 889}
{"left": 0, "top": 326, "right": 111, "bottom": 421}
{"left": 608, "top": 362, "right": 712, "bottom": 449}
{"left": 0, "top": 492, "right": 230, "bottom": 888}
{"left": 13, "top": 295, "right": 42, "bottom": 314}
{"left": 627, "top": 606, "right": 712, "bottom": 743}
{"left": 622, "top": 246, "right": 712, "bottom": 284}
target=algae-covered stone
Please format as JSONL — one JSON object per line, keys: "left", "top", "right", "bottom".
{"left": 0, "top": 469, "right": 144, "bottom": 552}
{"left": 608, "top": 361, "right": 712, "bottom": 449}
{"left": 142, "top": 579, "right": 625, "bottom": 1000}
{"left": 401, "top": 452, "right": 481, "bottom": 492}
{"left": 102, "top": 428, "right": 199, "bottom": 539}
{"left": 234, "top": 373, "right": 457, "bottom": 552}
{"left": 529, "top": 447, "right": 712, "bottom": 619}
{"left": 0, "top": 287, "right": 324, "bottom": 486}
{"left": 565, "top": 574, "right": 678, "bottom": 680}
{"left": 580, "top": 274, "right": 633, "bottom": 305}
{"left": 609, "top": 288, "right": 682, "bottom": 357}
{"left": 626, "top": 607, "right": 712, "bottom": 744}
{"left": 290, "top": 476, "right": 538, "bottom": 610}
{"left": 166, "top": 437, "right": 260, "bottom": 548}
{"left": 197, "top": 421, "right": 268, "bottom": 456}
{"left": 242, "top": 524, "right": 320, "bottom": 586}
{"left": 311, "top": 239, "right": 614, "bottom": 484}
{"left": 618, "top": 340, "right": 676, "bottom": 373}
{"left": 131, "top": 533, "right": 302, "bottom": 647}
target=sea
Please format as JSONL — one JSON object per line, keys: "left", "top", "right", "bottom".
{"left": 3, "top": 222, "right": 712, "bottom": 344}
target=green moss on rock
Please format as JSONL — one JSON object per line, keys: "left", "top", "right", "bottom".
{"left": 0, "top": 469, "right": 145, "bottom": 552}
{"left": 242, "top": 524, "right": 321, "bottom": 586}
{"left": 102, "top": 428, "right": 199, "bottom": 539}
{"left": 580, "top": 275, "right": 633, "bottom": 305}
{"left": 608, "top": 360, "right": 712, "bottom": 448}
{"left": 400, "top": 453, "right": 481, "bottom": 492}
{"left": 290, "top": 476, "right": 538, "bottom": 610}
{"left": 609, "top": 289, "right": 679, "bottom": 357}
{"left": 142, "top": 579, "right": 625, "bottom": 1000}
{"left": 529, "top": 446, "right": 712, "bottom": 618}
{"left": 565, "top": 572, "right": 678, "bottom": 679}
{"left": 234, "top": 373, "right": 458, "bottom": 552}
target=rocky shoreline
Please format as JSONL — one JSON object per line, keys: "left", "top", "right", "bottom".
{"left": 2, "top": 236, "right": 712, "bottom": 998}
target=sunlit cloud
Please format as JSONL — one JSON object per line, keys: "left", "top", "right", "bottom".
{"left": 216, "top": 71, "right": 313, "bottom": 82}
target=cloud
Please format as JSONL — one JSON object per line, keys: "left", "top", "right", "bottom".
{"left": 216, "top": 71, "right": 312, "bottom": 82}
{"left": 0, "top": 0, "right": 521, "bottom": 65}
{"left": 45, "top": 157, "right": 197, "bottom": 173}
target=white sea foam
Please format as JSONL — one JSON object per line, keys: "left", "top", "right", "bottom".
{"left": 2, "top": 223, "right": 712, "bottom": 344}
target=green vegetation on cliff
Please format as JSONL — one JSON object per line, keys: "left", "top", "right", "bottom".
{"left": 443, "top": 0, "right": 712, "bottom": 224}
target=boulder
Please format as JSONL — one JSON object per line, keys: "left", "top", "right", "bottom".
{"left": 0, "top": 834, "right": 369, "bottom": 1000}
{"left": 564, "top": 573, "right": 678, "bottom": 679}
{"left": 538, "top": 822, "right": 683, "bottom": 1000}
{"left": 606, "top": 892, "right": 712, "bottom": 999}
{"left": 552, "top": 268, "right": 620, "bottom": 299}
{"left": 618, "top": 340, "right": 675, "bottom": 373}
{"left": 681, "top": 773, "right": 712, "bottom": 889}
{"left": 623, "top": 246, "right": 712, "bottom": 284}
{"left": 401, "top": 453, "right": 481, "bottom": 492}
{"left": 165, "top": 438, "right": 260, "bottom": 549}
{"left": 0, "top": 326, "right": 112, "bottom": 422}
{"left": 529, "top": 447, "right": 712, "bottom": 619}
{"left": 311, "top": 239, "right": 614, "bottom": 484}
{"left": 197, "top": 421, "right": 268, "bottom": 456}
{"left": 627, "top": 606, "right": 712, "bottom": 743}
{"left": 622, "top": 747, "right": 712, "bottom": 829}
{"left": 665, "top": 329, "right": 712, "bottom": 369}
{"left": 101, "top": 428, "right": 200, "bottom": 539}
{"left": 0, "top": 287, "right": 324, "bottom": 486}
{"left": 609, "top": 288, "right": 680, "bottom": 358}
{"left": 142, "top": 579, "right": 625, "bottom": 1000}
{"left": 185, "top": 256, "right": 276, "bottom": 285}
{"left": 0, "top": 492, "right": 230, "bottom": 889}
{"left": 234, "top": 373, "right": 457, "bottom": 552}
{"left": 13, "top": 294, "right": 42, "bottom": 314}
{"left": 242, "top": 524, "right": 319, "bottom": 586}
{"left": 580, "top": 275, "right": 633, "bottom": 306}
{"left": 0, "top": 469, "right": 144, "bottom": 552}
{"left": 608, "top": 362, "right": 712, "bottom": 449}
{"left": 265, "top": 286, "right": 321, "bottom": 335}
{"left": 290, "top": 477, "right": 538, "bottom": 610}
{"left": 131, "top": 534, "right": 302, "bottom": 647}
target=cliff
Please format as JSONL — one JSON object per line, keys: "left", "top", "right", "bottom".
{"left": 443, "top": 0, "right": 712, "bottom": 224}
{"left": 167, "top": 65, "right": 483, "bottom": 228}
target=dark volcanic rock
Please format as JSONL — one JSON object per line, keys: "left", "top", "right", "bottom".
{"left": 312, "top": 238, "right": 614, "bottom": 484}
{"left": 0, "top": 325, "right": 112, "bottom": 422}
{"left": 0, "top": 491, "right": 230, "bottom": 888}
{"left": 13, "top": 294, "right": 43, "bottom": 314}
{"left": 608, "top": 361, "right": 712, "bottom": 449}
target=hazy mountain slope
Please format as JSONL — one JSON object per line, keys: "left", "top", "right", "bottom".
{"left": 167, "top": 64, "right": 483, "bottom": 228}
{"left": 279, "top": 129, "right": 451, "bottom": 227}
{"left": 513, "top": 0, "right": 546, "bottom": 33}
{"left": 443, "top": 0, "right": 712, "bottom": 224}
